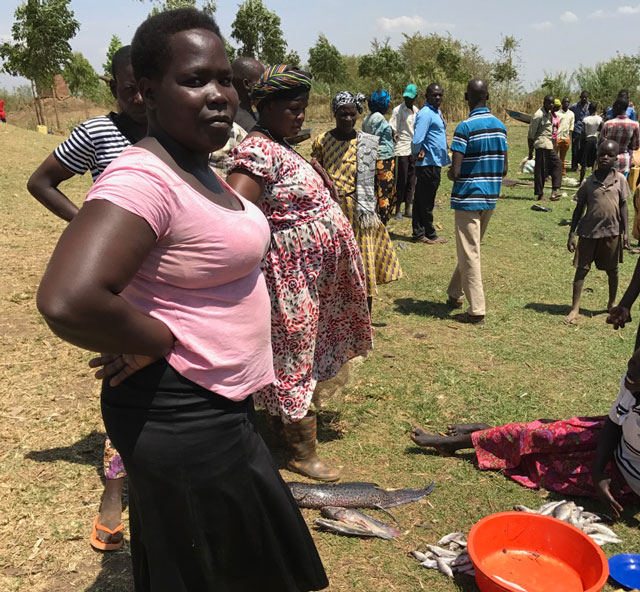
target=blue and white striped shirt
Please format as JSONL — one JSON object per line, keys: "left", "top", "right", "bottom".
{"left": 609, "top": 374, "right": 640, "bottom": 497}
{"left": 450, "top": 107, "right": 507, "bottom": 211}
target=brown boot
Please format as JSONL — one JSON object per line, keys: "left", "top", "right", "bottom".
{"left": 282, "top": 411, "right": 340, "bottom": 482}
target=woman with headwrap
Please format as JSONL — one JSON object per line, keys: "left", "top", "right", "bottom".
{"left": 362, "top": 90, "right": 397, "bottom": 224}
{"left": 227, "top": 66, "right": 372, "bottom": 482}
{"left": 311, "top": 91, "right": 402, "bottom": 313}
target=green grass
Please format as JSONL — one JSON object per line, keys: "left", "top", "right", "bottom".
{"left": 1, "top": 119, "right": 638, "bottom": 591}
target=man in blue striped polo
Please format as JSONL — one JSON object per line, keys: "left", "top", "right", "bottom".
{"left": 446, "top": 79, "right": 508, "bottom": 324}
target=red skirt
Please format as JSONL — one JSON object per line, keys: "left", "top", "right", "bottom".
{"left": 471, "top": 416, "right": 637, "bottom": 501}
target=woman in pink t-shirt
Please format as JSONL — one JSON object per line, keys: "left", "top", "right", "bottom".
{"left": 36, "top": 9, "right": 327, "bottom": 592}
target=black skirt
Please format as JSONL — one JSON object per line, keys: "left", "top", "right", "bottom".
{"left": 102, "top": 360, "right": 328, "bottom": 592}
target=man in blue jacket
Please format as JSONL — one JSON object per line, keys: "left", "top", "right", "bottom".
{"left": 411, "top": 83, "right": 449, "bottom": 244}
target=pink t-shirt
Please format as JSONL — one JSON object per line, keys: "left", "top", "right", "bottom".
{"left": 85, "top": 146, "right": 275, "bottom": 400}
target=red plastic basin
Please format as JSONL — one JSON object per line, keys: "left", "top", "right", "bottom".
{"left": 467, "top": 511, "right": 608, "bottom": 592}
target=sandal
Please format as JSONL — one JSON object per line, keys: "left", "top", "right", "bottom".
{"left": 90, "top": 516, "right": 124, "bottom": 551}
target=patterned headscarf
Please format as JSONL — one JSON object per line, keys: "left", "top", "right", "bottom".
{"left": 368, "top": 89, "right": 391, "bottom": 113}
{"left": 332, "top": 91, "right": 366, "bottom": 115}
{"left": 252, "top": 64, "right": 312, "bottom": 106}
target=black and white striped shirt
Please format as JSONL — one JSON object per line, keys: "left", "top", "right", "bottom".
{"left": 609, "top": 375, "right": 640, "bottom": 495}
{"left": 54, "top": 114, "right": 131, "bottom": 182}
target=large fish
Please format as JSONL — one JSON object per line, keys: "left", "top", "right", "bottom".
{"left": 288, "top": 481, "right": 435, "bottom": 509}
{"left": 314, "top": 507, "right": 401, "bottom": 539}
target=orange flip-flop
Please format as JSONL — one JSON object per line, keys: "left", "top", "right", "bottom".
{"left": 90, "top": 516, "right": 124, "bottom": 551}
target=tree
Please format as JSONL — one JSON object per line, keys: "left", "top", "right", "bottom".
{"left": 0, "top": 0, "right": 79, "bottom": 127}
{"left": 575, "top": 53, "right": 640, "bottom": 108}
{"left": 146, "top": 0, "right": 218, "bottom": 17}
{"left": 284, "top": 50, "right": 301, "bottom": 69}
{"left": 492, "top": 35, "right": 521, "bottom": 109}
{"left": 141, "top": 1, "right": 235, "bottom": 60}
{"left": 64, "top": 51, "right": 101, "bottom": 117}
{"left": 231, "top": 0, "right": 288, "bottom": 64}
{"left": 308, "top": 34, "right": 346, "bottom": 84}
{"left": 539, "top": 71, "right": 574, "bottom": 100}
{"left": 102, "top": 35, "right": 123, "bottom": 77}
{"left": 358, "top": 39, "right": 405, "bottom": 81}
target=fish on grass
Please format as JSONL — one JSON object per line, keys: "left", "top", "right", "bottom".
{"left": 314, "top": 507, "right": 401, "bottom": 540}
{"left": 513, "top": 500, "right": 622, "bottom": 545}
{"left": 288, "top": 481, "right": 435, "bottom": 509}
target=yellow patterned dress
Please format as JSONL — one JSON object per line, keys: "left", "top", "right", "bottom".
{"left": 311, "top": 131, "right": 402, "bottom": 294}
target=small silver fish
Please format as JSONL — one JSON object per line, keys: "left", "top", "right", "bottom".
{"left": 426, "top": 544, "right": 458, "bottom": 558}
{"left": 411, "top": 551, "right": 428, "bottom": 562}
{"left": 420, "top": 559, "right": 439, "bottom": 569}
{"left": 584, "top": 523, "right": 619, "bottom": 538}
{"left": 437, "top": 532, "right": 466, "bottom": 546}
{"left": 436, "top": 556, "right": 454, "bottom": 578}
{"left": 553, "top": 501, "right": 575, "bottom": 522}
{"left": 580, "top": 511, "right": 602, "bottom": 523}
{"left": 589, "top": 533, "right": 621, "bottom": 545}
{"left": 316, "top": 506, "right": 400, "bottom": 539}
{"left": 538, "top": 500, "right": 564, "bottom": 516}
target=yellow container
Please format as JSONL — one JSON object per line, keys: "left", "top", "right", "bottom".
{"left": 37, "top": 125, "right": 47, "bottom": 135}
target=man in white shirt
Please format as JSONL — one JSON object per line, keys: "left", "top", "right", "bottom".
{"left": 390, "top": 84, "right": 420, "bottom": 219}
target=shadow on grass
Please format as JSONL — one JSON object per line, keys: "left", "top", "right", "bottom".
{"left": 26, "top": 430, "right": 104, "bottom": 475}
{"left": 525, "top": 302, "right": 602, "bottom": 317}
{"left": 404, "top": 446, "right": 477, "bottom": 464}
{"left": 85, "top": 552, "right": 134, "bottom": 592}
{"left": 499, "top": 192, "right": 535, "bottom": 201}
{"left": 387, "top": 230, "right": 413, "bottom": 242}
{"left": 393, "top": 297, "right": 451, "bottom": 319}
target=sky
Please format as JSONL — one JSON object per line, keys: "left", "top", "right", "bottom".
{"left": 2, "top": 0, "right": 640, "bottom": 93}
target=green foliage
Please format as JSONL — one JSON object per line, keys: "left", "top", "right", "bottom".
{"left": 0, "top": 0, "right": 79, "bottom": 90}
{"left": 492, "top": 35, "right": 521, "bottom": 111}
{"left": 575, "top": 53, "right": 640, "bottom": 108}
{"left": 146, "top": 0, "right": 217, "bottom": 17}
{"left": 0, "top": 84, "right": 33, "bottom": 111}
{"left": 308, "top": 34, "right": 346, "bottom": 84}
{"left": 358, "top": 39, "right": 406, "bottom": 83}
{"left": 539, "top": 71, "right": 574, "bottom": 100}
{"left": 230, "top": 0, "right": 288, "bottom": 64}
{"left": 64, "top": 52, "right": 100, "bottom": 100}
{"left": 102, "top": 35, "right": 122, "bottom": 77}
{"left": 284, "top": 50, "right": 301, "bottom": 68}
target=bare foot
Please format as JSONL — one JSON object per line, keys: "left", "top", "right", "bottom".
{"left": 410, "top": 428, "right": 459, "bottom": 454}
{"left": 447, "top": 423, "right": 491, "bottom": 436}
{"left": 607, "top": 301, "right": 614, "bottom": 313}
{"left": 564, "top": 310, "right": 579, "bottom": 325}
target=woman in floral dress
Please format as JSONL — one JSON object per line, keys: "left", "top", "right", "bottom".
{"left": 311, "top": 91, "right": 402, "bottom": 314}
{"left": 227, "top": 65, "right": 372, "bottom": 482}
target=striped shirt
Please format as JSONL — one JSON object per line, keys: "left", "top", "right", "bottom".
{"left": 600, "top": 115, "right": 640, "bottom": 174}
{"left": 54, "top": 114, "right": 132, "bottom": 182}
{"left": 450, "top": 107, "right": 507, "bottom": 211}
{"left": 609, "top": 375, "right": 640, "bottom": 496}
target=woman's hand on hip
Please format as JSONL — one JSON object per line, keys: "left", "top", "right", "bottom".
{"left": 89, "top": 353, "right": 163, "bottom": 387}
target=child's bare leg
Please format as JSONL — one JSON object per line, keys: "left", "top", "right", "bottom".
{"left": 566, "top": 267, "right": 589, "bottom": 323}
{"left": 607, "top": 267, "right": 619, "bottom": 311}
{"left": 410, "top": 428, "right": 474, "bottom": 453}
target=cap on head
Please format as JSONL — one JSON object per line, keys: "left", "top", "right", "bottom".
{"left": 403, "top": 84, "right": 418, "bottom": 99}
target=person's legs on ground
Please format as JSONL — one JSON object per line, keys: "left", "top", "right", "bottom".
{"left": 410, "top": 423, "right": 494, "bottom": 453}
{"left": 93, "top": 436, "right": 125, "bottom": 549}
{"left": 566, "top": 266, "right": 589, "bottom": 323}
{"left": 548, "top": 149, "right": 563, "bottom": 199}
{"left": 557, "top": 138, "right": 570, "bottom": 175}
{"left": 534, "top": 148, "right": 547, "bottom": 199}
{"left": 453, "top": 209, "right": 492, "bottom": 320}
{"left": 405, "top": 156, "right": 416, "bottom": 217}
{"left": 412, "top": 165, "right": 439, "bottom": 239}
{"left": 394, "top": 156, "right": 408, "bottom": 218}
{"left": 571, "top": 132, "right": 583, "bottom": 172}
{"left": 607, "top": 267, "right": 619, "bottom": 311}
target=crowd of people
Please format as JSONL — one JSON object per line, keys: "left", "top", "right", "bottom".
{"left": 20, "top": 5, "right": 640, "bottom": 591}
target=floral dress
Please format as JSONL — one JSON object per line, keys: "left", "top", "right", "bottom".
{"left": 230, "top": 136, "right": 372, "bottom": 422}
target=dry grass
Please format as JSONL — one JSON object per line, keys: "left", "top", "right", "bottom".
{"left": 0, "top": 118, "right": 637, "bottom": 592}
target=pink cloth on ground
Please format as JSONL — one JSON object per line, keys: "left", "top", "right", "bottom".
{"left": 85, "top": 146, "right": 275, "bottom": 400}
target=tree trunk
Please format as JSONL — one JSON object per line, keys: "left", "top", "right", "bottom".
{"left": 83, "top": 97, "right": 89, "bottom": 119}
{"left": 51, "top": 86, "right": 61, "bottom": 132}
{"left": 30, "top": 81, "right": 43, "bottom": 126}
